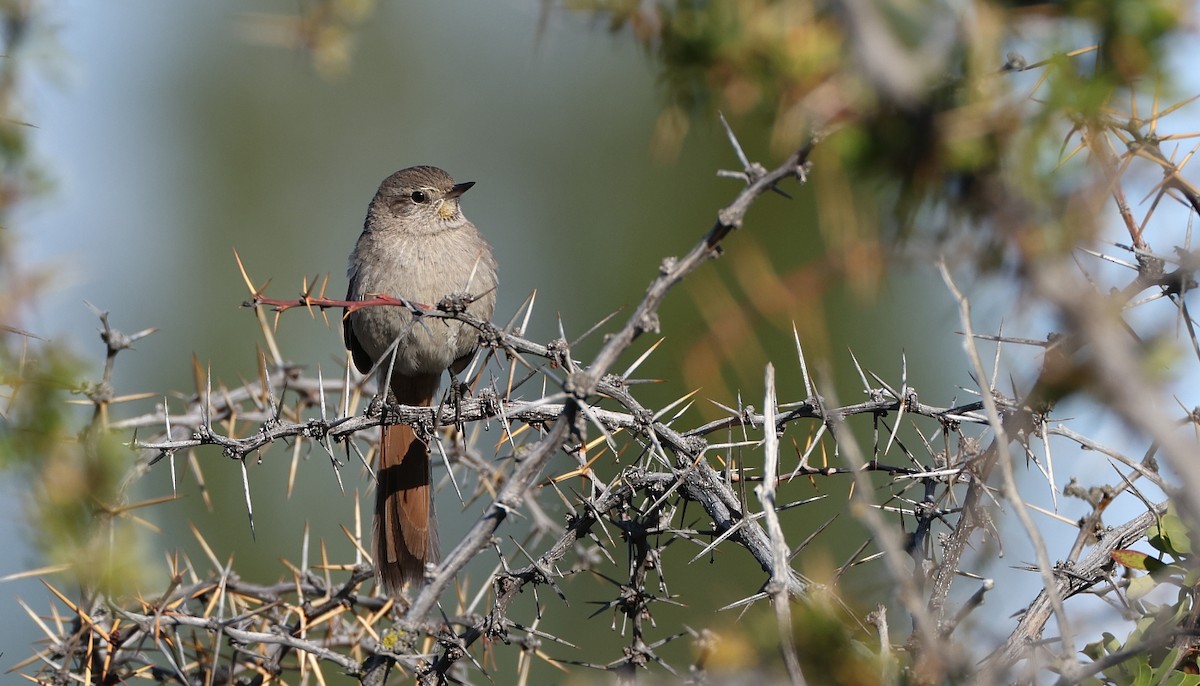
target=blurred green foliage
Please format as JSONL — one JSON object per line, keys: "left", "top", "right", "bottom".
{"left": 1090, "top": 505, "right": 1200, "bottom": 685}
{"left": 0, "top": 2, "right": 140, "bottom": 595}
{"left": 0, "top": 345, "right": 141, "bottom": 591}
{"left": 576, "top": 0, "right": 1185, "bottom": 251}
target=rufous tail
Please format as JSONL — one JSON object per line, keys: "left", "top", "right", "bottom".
{"left": 374, "top": 373, "right": 440, "bottom": 595}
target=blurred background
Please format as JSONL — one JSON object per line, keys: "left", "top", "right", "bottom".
{"left": 3, "top": 0, "right": 1195, "bottom": 682}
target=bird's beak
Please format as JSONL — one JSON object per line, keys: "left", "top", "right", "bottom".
{"left": 445, "top": 181, "right": 475, "bottom": 199}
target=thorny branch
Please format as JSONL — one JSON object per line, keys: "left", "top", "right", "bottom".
{"left": 22, "top": 82, "right": 1200, "bottom": 686}
{"left": 24, "top": 129, "right": 841, "bottom": 685}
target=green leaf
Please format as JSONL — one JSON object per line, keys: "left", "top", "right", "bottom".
{"left": 1127, "top": 574, "right": 1160, "bottom": 601}
{"left": 1113, "top": 549, "right": 1161, "bottom": 571}
{"left": 1083, "top": 637, "right": 1111, "bottom": 660}
{"left": 1161, "top": 672, "right": 1200, "bottom": 686}
{"left": 1131, "top": 653, "right": 1154, "bottom": 686}
{"left": 1159, "top": 507, "right": 1193, "bottom": 556}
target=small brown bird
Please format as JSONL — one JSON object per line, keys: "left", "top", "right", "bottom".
{"left": 344, "top": 166, "right": 498, "bottom": 595}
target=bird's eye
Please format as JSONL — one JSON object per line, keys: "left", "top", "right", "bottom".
{"left": 410, "top": 190, "right": 429, "bottom": 203}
